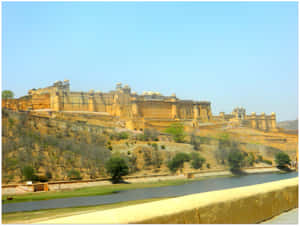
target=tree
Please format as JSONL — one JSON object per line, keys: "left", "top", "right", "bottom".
{"left": 128, "top": 154, "right": 138, "bottom": 173}
{"left": 190, "top": 133, "right": 201, "bottom": 150}
{"left": 152, "top": 150, "right": 163, "bottom": 168}
{"left": 227, "top": 149, "right": 245, "bottom": 172}
{"left": 67, "top": 169, "right": 82, "bottom": 180}
{"left": 246, "top": 152, "right": 255, "bottom": 166}
{"left": 215, "top": 133, "right": 231, "bottom": 164}
{"left": 21, "top": 165, "right": 36, "bottom": 181}
{"left": 143, "top": 151, "right": 152, "bottom": 167}
{"left": 165, "top": 123, "right": 186, "bottom": 143}
{"left": 275, "top": 152, "right": 291, "bottom": 169}
{"left": 105, "top": 157, "right": 129, "bottom": 183}
{"left": 2, "top": 90, "right": 14, "bottom": 99}
{"left": 45, "top": 170, "right": 53, "bottom": 180}
{"left": 168, "top": 152, "right": 190, "bottom": 173}
{"left": 190, "top": 153, "right": 206, "bottom": 169}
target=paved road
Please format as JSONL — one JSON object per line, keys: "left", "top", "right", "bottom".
{"left": 261, "top": 208, "right": 298, "bottom": 224}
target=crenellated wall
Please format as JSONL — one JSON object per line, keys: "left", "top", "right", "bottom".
{"left": 215, "top": 108, "right": 277, "bottom": 131}
{"left": 248, "top": 112, "right": 277, "bottom": 131}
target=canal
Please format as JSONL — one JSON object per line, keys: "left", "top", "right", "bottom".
{"left": 2, "top": 171, "right": 298, "bottom": 213}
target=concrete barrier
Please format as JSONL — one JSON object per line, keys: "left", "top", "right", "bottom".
{"left": 39, "top": 177, "right": 298, "bottom": 224}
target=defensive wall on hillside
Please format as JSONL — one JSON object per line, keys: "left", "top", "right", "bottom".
{"left": 39, "top": 177, "right": 298, "bottom": 224}
{"left": 2, "top": 80, "right": 277, "bottom": 131}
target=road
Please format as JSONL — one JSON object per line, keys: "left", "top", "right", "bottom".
{"left": 261, "top": 208, "right": 298, "bottom": 224}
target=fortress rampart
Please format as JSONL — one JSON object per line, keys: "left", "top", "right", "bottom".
{"left": 213, "top": 107, "right": 277, "bottom": 131}
{"left": 2, "top": 81, "right": 276, "bottom": 131}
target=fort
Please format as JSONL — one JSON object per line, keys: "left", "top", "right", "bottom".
{"left": 2, "top": 80, "right": 277, "bottom": 131}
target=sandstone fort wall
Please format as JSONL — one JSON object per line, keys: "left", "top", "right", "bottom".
{"left": 2, "top": 80, "right": 276, "bottom": 131}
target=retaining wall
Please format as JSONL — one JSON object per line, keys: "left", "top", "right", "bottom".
{"left": 39, "top": 177, "right": 298, "bottom": 224}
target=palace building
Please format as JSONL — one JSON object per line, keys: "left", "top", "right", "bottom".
{"left": 2, "top": 80, "right": 277, "bottom": 131}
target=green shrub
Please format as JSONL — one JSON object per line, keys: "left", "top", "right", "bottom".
{"left": 8, "top": 118, "right": 14, "bottom": 127}
{"left": 127, "top": 154, "right": 138, "bottom": 173}
{"left": 152, "top": 150, "right": 163, "bottom": 168}
{"left": 67, "top": 169, "right": 82, "bottom": 180}
{"left": 137, "top": 134, "right": 148, "bottom": 141}
{"left": 262, "top": 159, "right": 273, "bottom": 165}
{"left": 246, "top": 152, "right": 255, "bottom": 166}
{"left": 206, "top": 163, "right": 210, "bottom": 169}
{"left": 275, "top": 152, "right": 291, "bottom": 168}
{"left": 45, "top": 170, "right": 53, "bottom": 180}
{"left": 191, "top": 153, "right": 206, "bottom": 169}
{"left": 105, "top": 157, "right": 129, "bottom": 183}
{"left": 227, "top": 149, "right": 245, "bottom": 172}
{"left": 165, "top": 123, "right": 186, "bottom": 143}
{"left": 21, "top": 166, "right": 36, "bottom": 181}
{"left": 143, "top": 151, "right": 152, "bottom": 167}
{"left": 110, "top": 132, "right": 129, "bottom": 140}
{"left": 167, "top": 152, "right": 190, "bottom": 173}
{"left": 151, "top": 143, "right": 158, "bottom": 150}
{"left": 118, "top": 132, "right": 129, "bottom": 140}
{"left": 161, "top": 145, "right": 166, "bottom": 149}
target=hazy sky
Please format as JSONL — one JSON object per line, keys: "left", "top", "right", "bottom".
{"left": 2, "top": 2, "right": 298, "bottom": 121}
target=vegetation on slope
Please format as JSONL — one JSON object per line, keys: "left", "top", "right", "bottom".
{"left": 2, "top": 109, "right": 296, "bottom": 184}
{"left": 2, "top": 109, "right": 111, "bottom": 182}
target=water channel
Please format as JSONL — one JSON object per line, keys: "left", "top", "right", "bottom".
{"left": 2, "top": 171, "right": 298, "bottom": 213}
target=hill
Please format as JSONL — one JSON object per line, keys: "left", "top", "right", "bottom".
{"left": 2, "top": 109, "right": 298, "bottom": 184}
{"left": 277, "top": 120, "right": 298, "bottom": 130}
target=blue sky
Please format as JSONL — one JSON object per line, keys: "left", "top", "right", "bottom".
{"left": 2, "top": 2, "right": 298, "bottom": 121}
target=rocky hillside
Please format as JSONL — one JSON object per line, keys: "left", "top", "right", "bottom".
{"left": 2, "top": 110, "right": 113, "bottom": 183}
{"left": 277, "top": 120, "right": 298, "bottom": 130}
{"left": 2, "top": 109, "right": 297, "bottom": 184}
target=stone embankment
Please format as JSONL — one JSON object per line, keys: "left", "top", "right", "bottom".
{"left": 2, "top": 167, "right": 280, "bottom": 195}
{"left": 39, "top": 177, "right": 298, "bottom": 224}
